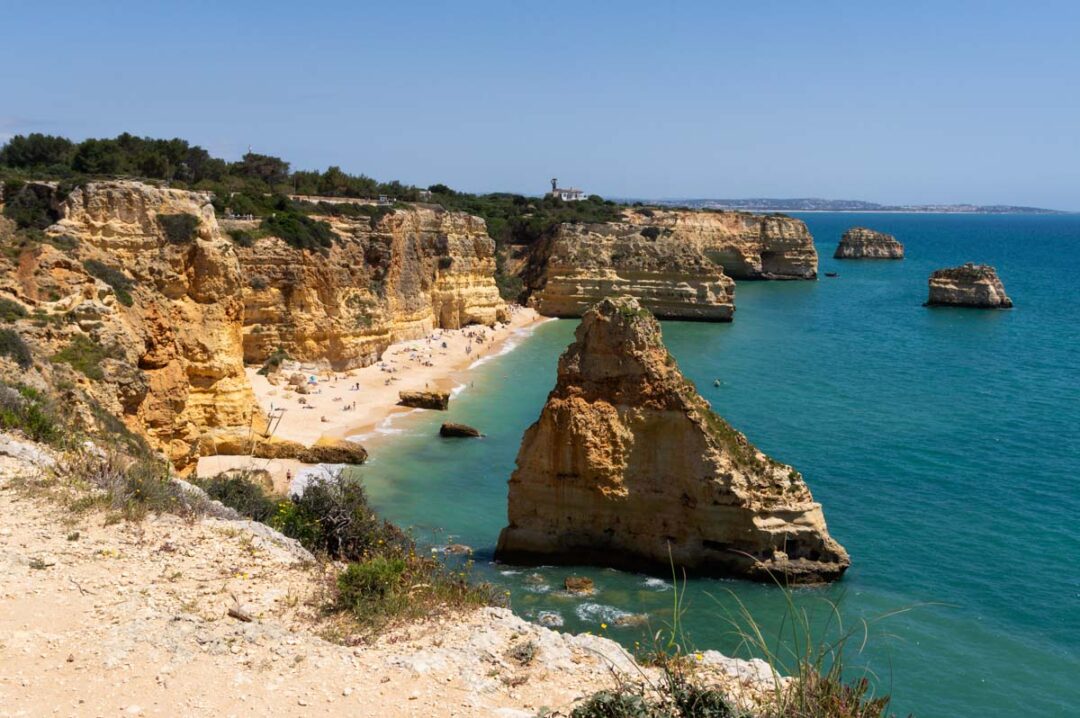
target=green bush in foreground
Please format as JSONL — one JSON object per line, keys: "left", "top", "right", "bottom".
{"left": 0, "top": 384, "right": 62, "bottom": 445}
{"left": 198, "top": 472, "right": 279, "bottom": 522}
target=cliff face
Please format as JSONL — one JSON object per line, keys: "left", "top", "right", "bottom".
{"left": 7, "top": 181, "right": 256, "bottom": 467}
{"left": 834, "top": 227, "right": 904, "bottom": 259}
{"left": 621, "top": 209, "right": 817, "bottom": 280}
{"left": 926, "top": 263, "right": 1012, "bottom": 308}
{"left": 495, "top": 296, "right": 849, "bottom": 583}
{"left": 239, "top": 207, "right": 507, "bottom": 369}
{"left": 530, "top": 222, "right": 735, "bottom": 321}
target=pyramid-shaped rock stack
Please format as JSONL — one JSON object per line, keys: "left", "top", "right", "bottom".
{"left": 494, "top": 296, "right": 849, "bottom": 583}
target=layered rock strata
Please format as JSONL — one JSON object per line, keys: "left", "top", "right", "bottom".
{"left": 239, "top": 207, "right": 507, "bottom": 370}
{"left": 529, "top": 222, "right": 735, "bottom": 321}
{"left": 834, "top": 227, "right": 904, "bottom": 259}
{"left": 495, "top": 296, "right": 849, "bottom": 583}
{"left": 10, "top": 181, "right": 258, "bottom": 468}
{"left": 620, "top": 208, "right": 817, "bottom": 280}
{"left": 925, "top": 263, "right": 1013, "bottom": 308}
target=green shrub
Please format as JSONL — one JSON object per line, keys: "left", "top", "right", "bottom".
{"left": 2, "top": 181, "right": 59, "bottom": 230}
{"left": 337, "top": 556, "right": 407, "bottom": 608}
{"left": 261, "top": 211, "right": 335, "bottom": 252}
{"left": 158, "top": 213, "right": 200, "bottom": 244}
{"left": 256, "top": 347, "right": 288, "bottom": 375}
{"left": 271, "top": 472, "right": 403, "bottom": 559}
{"left": 0, "top": 297, "right": 28, "bottom": 322}
{"left": 83, "top": 259, "right": 134, "bottom": 307}
{"left": 641, "top": 226, "right": 662, "bottom": 240}
{"left": 0, "top": 383, "right": 62, "bottom": 445}
{"left": 0, "top": 328, "right": 32, "bottom": 368}
{"left": 52, "top": 334, "right": 112, "bottom": 380}
{"left": 198, "top": 472, "right": 279, "bottom": 522}
{"left": 228, "top": 228, "right": 255, "bottom": 247}
{"left": 571, "top": 691, "right": 661, "bottom": 718}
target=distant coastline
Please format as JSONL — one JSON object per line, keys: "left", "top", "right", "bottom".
{"left": 620, "top": 198, "right": 1070, "bottom": 214}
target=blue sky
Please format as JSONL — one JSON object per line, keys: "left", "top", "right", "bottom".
{"left": 2, "top": 1, "right": 1078, "bottom": 208}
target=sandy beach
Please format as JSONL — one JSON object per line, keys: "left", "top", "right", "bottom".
{"left": 197, "top": 306, "right": 547, "bottom": 489}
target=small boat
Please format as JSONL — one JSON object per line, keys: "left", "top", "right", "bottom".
{"left": 825, "top": 272, "right": 839, "bottom": 278}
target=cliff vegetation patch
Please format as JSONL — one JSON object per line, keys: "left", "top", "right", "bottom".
{"left": 157, "top": 212, "right": 200, "bottom": 244}
{"left": 82, "top": 259, "right": 135, "bottom": 306}
{"left": 51, "top": 334, "right": 115, "bottom": 381}
{"left": 0, "top": 329, "right": 33, "bottom": 369}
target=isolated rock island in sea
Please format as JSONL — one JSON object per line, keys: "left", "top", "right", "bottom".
{"left": 833, "top": 227, "right": 905, "bottom": 259}
{"left": 494, "top": 296, "right": 849, "bottom": 583}
{"left": 925, "top": 263, "right": 1013, "bottom": 308}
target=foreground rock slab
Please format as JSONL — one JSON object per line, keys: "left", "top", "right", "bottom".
{"left": 834, "top": 227, "right": 904, "bottom": 259}
{"left": 925, "top": 263, "right": 1013, "bottom": 308}
{"left": 495, "top": 296, "right": 849, "bottom": 583}
{"left": 398, "top": 390, "right": 450, "bottom": 410}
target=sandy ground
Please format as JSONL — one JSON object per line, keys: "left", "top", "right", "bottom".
{"left": 197, "top": 307, "right": 547, "bottom": 490}
{"left": 0, "top": 439, "right": 775, "bottom": 718}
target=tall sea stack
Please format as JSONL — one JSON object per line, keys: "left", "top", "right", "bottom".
{"left": 494, "top": 296, "right": 849, "bottom": 583}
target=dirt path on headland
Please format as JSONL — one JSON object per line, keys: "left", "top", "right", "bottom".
{"left": 0, "top": 440, "right": 780, "bottom": 717}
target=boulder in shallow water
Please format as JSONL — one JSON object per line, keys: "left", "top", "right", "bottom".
{"left": 564, "top": 576, "right": 595, "bottom": 594}
{"left": 926, "top": 263, "right": 1013, "bottom": 308}
{"left": 834, "top": 227, "right": 904, "bottom": 259}
{"left": 494, "top": 296, "right": 850, "bottom": 584}
{"left": 440, "top": 422, "right": 482, "bottom": 437}
{"left": 398, "top": 390, "right": 450, "bottom": 410}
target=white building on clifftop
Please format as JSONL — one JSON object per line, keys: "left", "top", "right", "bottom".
{"left": 548, "top": 178, "right": 585, "bottom": 201}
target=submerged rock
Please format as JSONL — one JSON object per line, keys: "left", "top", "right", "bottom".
{"left": 833, "top": 227, "right": 904, "bottom": 259}
{"left": 398, "top": 390, "right": 450, "bottom": 410}
{"left": 440, "top": 422, "right": 482, "bottom": 437}
{"left": 926, "top": 263, "right": 1013, "bottom": 308}
{"left": 494, "top": 296, "right": 849, "bottom": 584}
{"left": 563, "top": 576, "right": 595, "bottom": 594}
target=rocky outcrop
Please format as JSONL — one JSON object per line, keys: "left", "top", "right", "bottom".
{"left": 495, "top": 296, "right": 849, "bottom": 583}
{"left": 925, "top": 263, "right": 1013, "bottom": 308}
{"left": 440, "top": 422, "right": 482, "bottom": 438}
{"left": 239, "top": 207, "right": 507, "bottom": 370}
{"left": 399, "top": 390, "right": 450, "bottom": 410}
{"left": 530, "top": 222, "right": 735, "bottom": 321}
{"left": 621, "top": 209, "right": 817, "bottom": 280}
{"left": 2, "top": 181, "right": 257, "bottom": 469}
{"left": 834, "top": 227, "right": 904, "bottom": 259}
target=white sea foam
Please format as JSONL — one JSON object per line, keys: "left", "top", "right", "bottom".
{"left": 499, "top": 569, "right": 521, "bottom": 576}
{"left": 643, "top": 577, "right": 672, "bottom": 591}
{"left": 575, "top": 602, "right": 632, "bottom": 624}
{"left": 536, "top": 610, "right": 564, "bottom": 628}
{"left": 524, "top": 582, "right": 551, "bottom": 594}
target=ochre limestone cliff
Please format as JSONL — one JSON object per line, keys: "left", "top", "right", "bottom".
{"left": 239, "top": 207, "right": 507, "bottom": 369}
{"left": 620, "top": 208, "right": 817, "bottom": 280}
{"left": 529, "top": 222, "right": 735, "bottom": 321}
{"left": 7, "top": 181, "right": 257, "bottom": 468}
{"left": 834, "top": 227, "right": 904, "bottom": 259}
{"left": 495, "top": 296, "right": 849, "bottom": 583}
{"left": 925, "top": 263, "right": 1012, "bottom": 308}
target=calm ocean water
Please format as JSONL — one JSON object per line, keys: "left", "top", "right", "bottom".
{"left": 354, "top": 213, "right": 1080, "bottom": 717}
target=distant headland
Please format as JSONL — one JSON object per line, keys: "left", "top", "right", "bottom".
{"left": 626, "top": 197, "right": 1069, "bottom": 214}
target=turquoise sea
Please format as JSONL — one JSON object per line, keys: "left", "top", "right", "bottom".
{"left": 355, "top": 213, "right": 1079, "bottom": 717}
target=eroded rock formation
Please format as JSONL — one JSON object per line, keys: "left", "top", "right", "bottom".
{"left": 495, "top": 296, "right": 849, "bottom": 583}
{"left": 925, "top": 263, "right": 1013, "bottom": 308}
{"left": 6, "top": 181, "right": 257, "bottom": 468}
{"left": 399, "top": 390, "right": 450, "bottom": 410}
{"left": 621, "top": 208, "right": 818, "bottom": 280}
{"left": 834, "top": 227, "right": 904, "bottom": 259}
{"left": 529, "top": 222, "right": 735, "bottom": 321}
{"left": 239, "top": 207, "right": 507, "bottom": 370}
